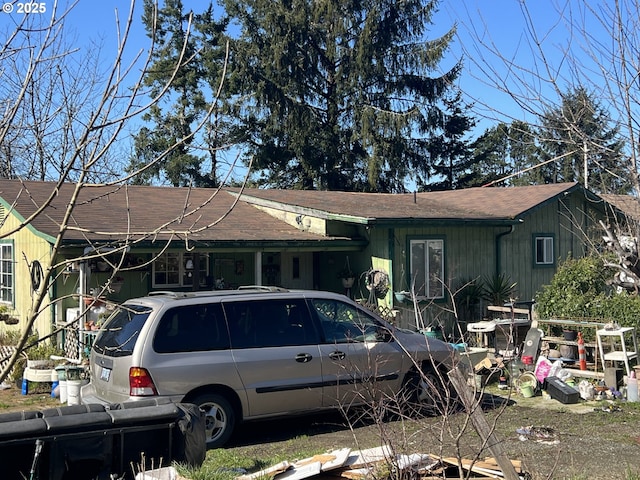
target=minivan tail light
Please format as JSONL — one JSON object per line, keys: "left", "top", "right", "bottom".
{"left": 129, "top": 367, "right": 158, "bottom": 396}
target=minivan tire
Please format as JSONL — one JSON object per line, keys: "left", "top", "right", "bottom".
{"left": 403, "top": 366, "right": 457, "bottom": 416}
{"left": 191, "top": 393, "right": 235, "bottom": 448}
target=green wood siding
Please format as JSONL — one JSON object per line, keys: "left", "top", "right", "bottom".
{"left": 374, "top": 190, "right": 606, "bottom": 334}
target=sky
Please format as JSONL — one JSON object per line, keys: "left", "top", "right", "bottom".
{"left": 50, "top": 0, "right": 578, "bottom": 131}
{"left": 0, "top": 0, "right": 587, "bottom": 125}
{"left": 0, "top": 0, "right": 611, "bottom": 184}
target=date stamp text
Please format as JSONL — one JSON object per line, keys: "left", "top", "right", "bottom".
{"left": 2, "top": 2, "right": 47, "bottom": 14}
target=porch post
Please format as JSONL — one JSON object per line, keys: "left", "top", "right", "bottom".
{"left": 78, "top": 261, "right": 88, "bottom": 359}
{"left": 255, "top": 252, "right": 262, "bottom": 286}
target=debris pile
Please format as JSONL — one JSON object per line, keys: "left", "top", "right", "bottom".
{"left": 236, "top": 446, "right": 527, "bottom": 480}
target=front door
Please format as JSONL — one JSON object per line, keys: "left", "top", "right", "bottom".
{"left": 280, "top": 252, "right": 314, "bottom": 289}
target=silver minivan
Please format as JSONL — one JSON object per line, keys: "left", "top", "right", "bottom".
{"left": 81, "top": 288, "right": 457, "bottom": 447}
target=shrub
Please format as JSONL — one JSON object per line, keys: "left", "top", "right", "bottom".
{"left": 535, "top": 254, "right": 640, "bottom": 330}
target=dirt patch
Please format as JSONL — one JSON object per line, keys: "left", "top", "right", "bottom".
{"left": 1, "top": 384, "right": 639, "bottom": 479}
{"left": 0, "top": 382, "right": 60, "bottom": 412}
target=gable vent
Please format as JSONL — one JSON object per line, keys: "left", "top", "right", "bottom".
{"left": 0, "top": 205, "right": 4, "bottom": 222}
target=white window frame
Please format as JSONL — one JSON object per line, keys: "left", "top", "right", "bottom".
{"left": 409, "top": 238, "right": 445, "bottom": 300}
{"left": 535, "top": 235, "right": 554, "bottom": 265}
{"left": 0, "top": 243, "right": 14, "bottom": 304}
{"left": 152, "top": 252, "right": 209, "bottom": 288}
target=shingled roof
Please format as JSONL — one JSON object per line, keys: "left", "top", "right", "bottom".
{"left": 0, "top": 180, "right": 598, "bottom": 247}
{"left": 0, "top": 180, "right": 336, "bottom": 245}
{"left": 231, "top": 182, "right": 585, "bottom": 223}
{"left": 600, "top": 193, "right": 640, "bottom": 221}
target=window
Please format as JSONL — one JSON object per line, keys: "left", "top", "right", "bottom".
{"left": 92, "top": 305, "right": 151, "bottom": 357}
{"left": 153, "top": 252, "right": 209, "bottom": 288}
{"left": 311, "top": 299, "right": 384, "bottom": 344}
{"left": 535, "top": 235, "right": 554, "bottom": 265}
{"left": 0, "top": 243, "right": 13, "bottom": 304}
{"left": 223, "top": 299, "right": 318, "bottom": 348}
{"left": 409, "top": 239, "right": 444, "bottom": 299}
{"left": 154, "top": 303, "right": 228, "bottom": 353}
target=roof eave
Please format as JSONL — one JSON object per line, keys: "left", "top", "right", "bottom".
{"left": 367, "top": 217, "right": 524, "bottom": 227}
{"left": 59, "top": 238, "right": 368, "bottom": 250}
{"left": 229, "top": 191, "right": 374, "bottom": 224}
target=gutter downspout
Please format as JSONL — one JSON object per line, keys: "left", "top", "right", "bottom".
{"left": 495, "top": 225, "right": 515, "bottom": 276}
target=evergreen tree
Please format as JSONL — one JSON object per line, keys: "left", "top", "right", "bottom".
{"left": 223, "top": 0, "right": 462, "bottom": 192}
{"left": 469, "top": 122, "right": 510, "bottom": 187}
{"left": 508, "top": 120, "right": 543, "bottom": 185}
{"left": 470, "top": 120, "right": 541, "bottom": 187}
{"left": 420, "top": 90, "right": 477, "bottom": 191}
{"left": 128, "top": 0, "right": 231, "bottom": 187}
{"left": 538, "top": 87, "right": 629, "bottom": 193}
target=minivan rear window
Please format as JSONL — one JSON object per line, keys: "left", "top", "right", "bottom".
{"left": 92, "top": 304, "right": 151, "bottom": 357}
{"left": 154, "top": 303, "right": 228, "bottom": 353}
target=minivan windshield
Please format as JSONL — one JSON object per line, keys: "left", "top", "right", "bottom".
{"left": 92, "top": 304, "right": 152, "bottom": 357}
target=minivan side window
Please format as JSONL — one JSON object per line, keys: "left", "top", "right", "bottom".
{"left": 311, "top": 299, "right": 382, "bottom": 343}
{"left": 223, "top": 299, "right": 318, "bottom": 348}
{"left": 154, "top": 303, "right": 229, "bottom": 353}
{"left": 93, "top": 305, "right": 152, "bottom": 357}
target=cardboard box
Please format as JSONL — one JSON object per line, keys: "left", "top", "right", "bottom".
{"left": 543, "top": 376, "right": 580, "bottom": 404}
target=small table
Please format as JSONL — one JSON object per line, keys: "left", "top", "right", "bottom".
{"left": 467, "top": 317, "right": 531, "bottom": 354}
{"left": 596, "top": 327, "right": 639, "bottom": 378}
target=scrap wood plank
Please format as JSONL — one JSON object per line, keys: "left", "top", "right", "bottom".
{"left": 395, "top": 453, "right": 438, "bottom": 471}
{"left": 440, "top": 457, "right": 502, "bottom": 478}
{"left": 475, "top": 357, "right": 495, "bottom": 372}
{"left": 337, "top": 452, "right": 439, "bottom": 479}
{"left": 319, "top": 449, "right": 351, "bottom": 471}
{"left": 336, "top": 467, "right": 372, "bottom": 479}
{"left": 487, "top": 306, "right": 530, "bottom": 316}
{"left": 448, "top": 366, "right": 520, "bottom": 480}
{"left": 437, "top": 456, "right": 523, "bottom": 478}
{"left": 293, "top": 448, "right": 352, "bottom": 472}
{"left": 439, "top": 456, "right": 520, "bottom": 470}
{"left": 328, "top": 446, "right": 393, "bottom": 480}
{"left": 237, "top": 461, "right": 291, "bottom": 480}
{"left": 343, "top": 445, "right": 392, "bottom": 469}
{"left": 484, "top": 458, "right": 522, "bottom": 472}
{"left": 276, "top": 461, "right": 322, "bottom": 480}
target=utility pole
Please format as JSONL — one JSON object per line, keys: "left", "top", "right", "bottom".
{"left": 583, "top": 139, "right": 588, "bottom": 190}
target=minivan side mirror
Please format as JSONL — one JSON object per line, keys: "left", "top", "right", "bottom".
{"left": 376, "top": 327, "right": 393, "bottom": 342}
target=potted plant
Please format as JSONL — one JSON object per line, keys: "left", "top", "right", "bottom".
{"left": 0, "top": 305, "right": 19, "bottom": 325}
{"left": 482, "top": 273, "right": 517, "bottom": 307}
{"left": 108, "top": 275, "right": 125, "bottom": 294}
{"left": 337, "top": 268, "right": 356, "bottom": 288}
{"left": 337, "top": 257, "right": 356, "bottom": 288}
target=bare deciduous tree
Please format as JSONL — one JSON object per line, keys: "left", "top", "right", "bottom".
{"left": 0, "top": 0, "right": 236, "bottom": 383}
{"left": 457, "top": 0, "right": 640, "bottom": 195}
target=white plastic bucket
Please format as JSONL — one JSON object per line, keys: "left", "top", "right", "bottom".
{"left": 67, "top": 379, "right": 82, "bottom": 405}
{"left": 59, "top": 380, "right": 67, "bottom": 403}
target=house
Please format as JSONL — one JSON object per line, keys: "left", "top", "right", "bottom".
{"left": 232, "top": 182, "right": 614, "bottom": 331}
{"left": 0, "top": 180, "right": 617, "bottom": 350}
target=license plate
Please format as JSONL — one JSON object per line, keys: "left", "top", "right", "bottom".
{"left": 100, "top": 367, "right": 111, "bottom": 382}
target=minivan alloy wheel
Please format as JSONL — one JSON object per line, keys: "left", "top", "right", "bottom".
{"left": 404, "top": 367, "right": 457, "bottom": 416}
{"left": 191, "top": 393, "right": 235, "bottom": 448}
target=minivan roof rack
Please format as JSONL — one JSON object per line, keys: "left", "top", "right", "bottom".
{"left": 147, "top": 291, "right": 225, "bottom": 298}
{"left": 236, "top": 285, "right": 289, "bottom": 292}
{"left": 146, "top": 286, "right": 289, "bottom": 298}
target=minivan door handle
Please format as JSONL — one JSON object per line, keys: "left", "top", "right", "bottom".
{"left": 295, "top": 353, "right": 313, "bottom": 363}
{"left": 329, "top": 351, "right": 346, "bottom": 361}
